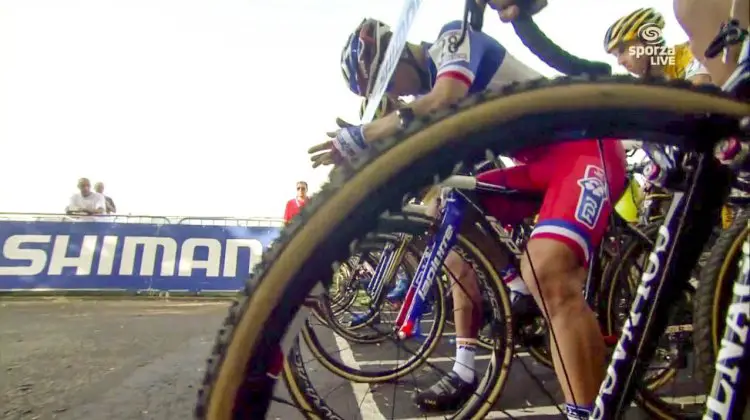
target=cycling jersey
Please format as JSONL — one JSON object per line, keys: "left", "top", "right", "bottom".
{"left": 421, "top": 21, "right": 541, "bottom": 94}
{"left": 665, "top": 42, "right": 710, "bottom": 80}
{"left": 424, "top": 21, "right": 627, "bottom": 263}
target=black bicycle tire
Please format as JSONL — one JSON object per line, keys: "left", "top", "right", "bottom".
{"left": 694, "top": 210, "right": 750, "bottom": 387}
{"left": 196, "top": 77, "right": 749, "bottom": 420}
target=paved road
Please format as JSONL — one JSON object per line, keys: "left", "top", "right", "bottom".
{"left": 1, "top": 298, "right": 229, "bottom": 420}
{"left": 0, "top": 299, "right": 705, "bottom": 420}
{"left": 290, "top": 309, "right": 707, "bottom": 419}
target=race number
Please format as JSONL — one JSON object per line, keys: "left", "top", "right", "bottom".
{"left": 360, "top": 0, "right": 423, "bottom": 123}
{"left": 428, "top": 29, "right": 471, "bottom": 67}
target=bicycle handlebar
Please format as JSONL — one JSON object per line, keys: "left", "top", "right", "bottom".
{"left": 511, "top": 16, "right": 612, "bottom": 76}
{"left": 474, "top": 0, "right": 608, "bottom": 77}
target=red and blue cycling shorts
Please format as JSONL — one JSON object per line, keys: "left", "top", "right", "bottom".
{"left": 476, "top": 139, "right": 627, "bottom": 266}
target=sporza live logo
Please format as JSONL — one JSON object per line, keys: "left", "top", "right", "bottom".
{"left": 575, "top": 165, "right": 609, "bottom": 229}
{"left": 628, "top": 23, "right": 676, "bottom": 66}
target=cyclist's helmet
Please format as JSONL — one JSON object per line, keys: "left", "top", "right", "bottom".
{"left": 359, "top": 95, "right": 401, "bottom": 120}
{"left": 603, "top": 8, "right": 665, "bottom": 53}
{"left": 341, "top": 18, "right": 392, "bottom": 96}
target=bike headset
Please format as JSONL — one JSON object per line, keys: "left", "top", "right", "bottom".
{"left": 603, "top": 7, "right": 666, "bottom": 78}
{"left": 341, "top": 18, "right": 431, "bottom": 97}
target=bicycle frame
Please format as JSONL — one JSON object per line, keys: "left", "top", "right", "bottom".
{"left": 592, "top": 153, "right": 732, "bottom": 419}
{"left": 703, "top": 27, "right": 750, "bottom": 419}
{"left": 351, "top": 234, "right": 411, "bottom": 322}
{"left": 365, "top": 241, "right": 397, "bottom": 297}
{"left": 704, "top": 237, "right": 750, "bottom": 418}
{"left": 395, "top": 189, "right": 466, "bottom": 338}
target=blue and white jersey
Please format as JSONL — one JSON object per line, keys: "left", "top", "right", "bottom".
{"left": 422, "top": 21, "right": 541, "bottom": 93}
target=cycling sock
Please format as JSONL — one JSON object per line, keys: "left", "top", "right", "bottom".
{"left": 564, "top": 403, "right": 592, "bottom": 419}
{"left": 452, "top": 338, "right": 476, "bottom": 383}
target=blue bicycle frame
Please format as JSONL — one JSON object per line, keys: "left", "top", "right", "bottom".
{"left": 396, "top": 189, "right": 466, "bottom": 338}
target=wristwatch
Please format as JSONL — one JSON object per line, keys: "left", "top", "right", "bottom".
{"left": 396, "top": 107, "right": 415, "bottom": 129}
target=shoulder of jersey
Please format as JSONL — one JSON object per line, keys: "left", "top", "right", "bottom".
{"left": 437, "top": 20, "right": 465, "bottom": 36}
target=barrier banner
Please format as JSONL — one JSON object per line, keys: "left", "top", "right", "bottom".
{"left": 0, "top": 221, "right": 281, "bottom": 292}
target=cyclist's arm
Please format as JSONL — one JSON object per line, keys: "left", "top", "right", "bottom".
{"left": 362, "top": 78, "right": 469, "bottom": 141}
{"left": 363, "top": 25, "right": 492, "bottom": 142}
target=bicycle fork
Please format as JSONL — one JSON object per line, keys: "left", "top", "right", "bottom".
{"left": 366, "top": 240, "right": 398, "bottom": 298}
{"left": 396, "top": 189, "right": 466, "bottom": 339}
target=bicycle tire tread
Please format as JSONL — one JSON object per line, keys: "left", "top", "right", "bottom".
{"left": 694, "top": 210, "right": 750, "bottom": 386}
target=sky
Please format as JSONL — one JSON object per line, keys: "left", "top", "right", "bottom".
{"left": 0, "top": 0, "right": 683, "bottom": 218}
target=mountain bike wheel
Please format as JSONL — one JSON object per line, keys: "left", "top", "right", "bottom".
{"left": 311, "top": 236, "right": 422, "bottom": 344}
{"left": 694, "top": 209, "right": 749, "bottom": 386}
{"left": 196, "top": 77, "right": 749, "bottom": 420}
{"left": 299, "top": 224, "right": 451, "bottom": 381}
{"left": 315, "top": 252, "right": 376, "bottom": 323}
{"left": 284, "top": 213, "right": 515, "bottom": 417}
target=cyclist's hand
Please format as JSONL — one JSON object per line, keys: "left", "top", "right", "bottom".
{"left": 309, "top": 125, "right": 369, "bottom": 169}
{"left": 309, "top": 137, "right": 339, "bottom": 168}
{"left": 480, "top": 0, "right": 547, "bottom": 22}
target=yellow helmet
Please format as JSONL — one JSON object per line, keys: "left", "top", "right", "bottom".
{"left": 360, "top": 95, "right": 402, "bottom": 120}
{"left": 603, "top": 8, "right": 665, "bottom": 53}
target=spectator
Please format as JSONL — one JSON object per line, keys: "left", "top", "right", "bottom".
{"left": 94, "top": 182, "right": 117, "bottom": 214}
{"left": 66, "top": 177, "right": 106, "bottom": 219}
{"left": 284, "top": 181, "right": 308, "bottom": 223}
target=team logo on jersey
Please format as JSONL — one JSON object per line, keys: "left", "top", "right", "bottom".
{"left": 575, "top": 165, "right": 609, "bottom": 229}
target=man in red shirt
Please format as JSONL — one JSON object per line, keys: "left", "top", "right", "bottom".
{"left": 283, "top": 181, "right": 308, "bottom": 223}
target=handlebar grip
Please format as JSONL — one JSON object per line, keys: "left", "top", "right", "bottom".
{"left": 511, "top": 15, "right": 612, "bottom": 76}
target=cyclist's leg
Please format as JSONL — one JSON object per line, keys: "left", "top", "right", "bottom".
{"left": 520, "top": 141, "right": 626, "bottom": 419}
{"left": 416, "top": 165, "right": 542, "bottom": 411}
{"left": 476, "top": 163, "right": 549, "bottom": 304}
{"left": 424, "top": 198, "right": 484, "bottom": 382}
{"left": 674, "top": 0, "right": 748, "bottom": 85}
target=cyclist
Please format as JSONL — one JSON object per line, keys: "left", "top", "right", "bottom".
{"left": 604, "top": 8, "right": 711, "bottom": 83}
{"left": 309, "top": 18, "right": 626, "bottom": 418}
{"left": 603, "top": 8, "right": 713, "bottom": 187}
{"left": 603, "top": 8, "right": 749, "bottom": 188}
{"left": 485, "top": 0, "right": 748, "bottom": 87}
